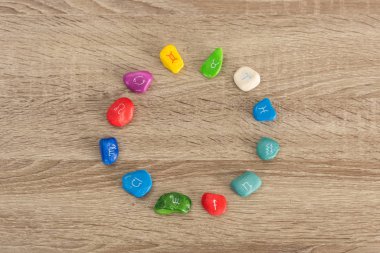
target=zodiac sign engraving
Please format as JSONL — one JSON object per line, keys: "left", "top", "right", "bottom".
{"left": 266, "top": 143, "right": 273, "bottom": 155}
{"left": 114, "top": 103, "right": 126, "bottom": 115}
{"left": 210, "top": 59, "right": 219, "bottom": 69}
{"left": 166, "top": 52, "right": 177, "bottom": 63}
{"left": 241, "top": 72, "right": 251, "bottom": 80}
{"left": 242, "top": 182, "right": 253, "bottom": 192}
{"left": 131, "top": 177, "right": 143, "bottom": 188}
{"left": 171, "top": 195, "right": 180, "bottom": 205}
{"left": 133, "top": 76, "right": 146, "bottom": 86}
{"left": 108, "top": 144, "right": 117, "bottom": 156}
{"left": 257, "top": 105, "right": 268, "bottom": 114}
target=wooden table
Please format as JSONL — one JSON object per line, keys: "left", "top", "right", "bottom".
{"left": 0, "top": 1, "right": 379, "bottom": 252}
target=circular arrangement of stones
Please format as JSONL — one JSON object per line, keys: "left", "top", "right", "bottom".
{"left": 99, "top": 44, "right": 280, "bottom": 216}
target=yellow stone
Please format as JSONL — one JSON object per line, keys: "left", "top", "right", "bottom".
{"left": 160, "top": 44, "right": 184, "bottom": 74}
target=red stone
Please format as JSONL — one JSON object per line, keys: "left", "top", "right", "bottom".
{"left": 107, "top": 97, "right": 134, "bottom": 127}
{"left": 201, "top": 193, "right": 227, "bottom": 216}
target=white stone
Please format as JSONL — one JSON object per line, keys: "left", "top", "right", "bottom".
{"left": 233, "top": 66, "right": 260, "bottom": 92}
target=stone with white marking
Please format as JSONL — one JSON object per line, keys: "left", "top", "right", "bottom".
{"left": 122, "top": 170, "right": 152, "bottom": 198}
{"left": 256, "top": 137, "right": 280, "bottom": 161}
{"left": 201, "top": 192, "right": 227, "bottom": 216}
{"left": 233, "top": 66, "right": 260, "bottom": 92}
{"left": 252, "top": 98, "right": 277, "bottom": 122}
{"left": 231, "top": 171, "right": 262, "bottom": 197}
{"left": 123, "top": 71, "right": 153, "bottom": 93}
{"left": 154, "top": 192, "right": 191, "bottom": 215}
{"left": 99, "top": 137, "right": 119, "bottom": 165}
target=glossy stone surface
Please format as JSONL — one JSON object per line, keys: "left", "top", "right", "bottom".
{"left": 253, "top": 98, "right": 276, "bottom": 122}
{"left": 200, "top": 48, "right": 223, "bottom": 79}
{"left": 123, "top": 71, "right": 153, "bottom": 93}
{"left": 231, "top": 171, "right": 262, "bottom": 197}
{"left": 160, "top": 44, "right": 184, "bottom": 74}
{"left": 99, "top": 137, "right": 118, "bottom": 165}
{"left": 201, "top": 192, "right": 227, "bottom": 216}
{"left": 154, "top": 192, "right": 191, "bottom": 215}
{"left": 233, "top": 66, "right": 260, "bottom": 92}
{"left": 107, "top": 97, "right": 134, "bottom": 127}
{"left": 256, "top": 137, "right": 280, "bottom": 161}
{"left": 122, "top": 170, "right": 152, "bottom": 198}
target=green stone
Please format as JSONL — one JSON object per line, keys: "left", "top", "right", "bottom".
{"left": 200, "top": 48, "right": 223, "bottom": 79}
{"left": 256, "top": 137, "right": 280, "bottom": 161}
{"left": 154, "top": 192, "right": 192, "bottom": 215}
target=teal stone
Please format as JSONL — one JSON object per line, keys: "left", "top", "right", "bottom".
{"left": 200, "top": 48, "right": 223, "bottom": 79}
{"left": 256, "top": 137, "right": 280, "bottom": 161}
{"left": 231, "top": 171, "right": 262, "bottom": 197}
{"left": 154, "top": 192, "right": 192, "bottom": 215}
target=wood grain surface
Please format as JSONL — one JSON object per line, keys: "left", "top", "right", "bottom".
{"left": 0, "top": 1, "right": 379, "bottom": 252}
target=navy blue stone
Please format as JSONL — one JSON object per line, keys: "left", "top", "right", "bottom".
{"left": 122, "top": 170, "right": 152, "bottom": 198}
{"left": 253, "top": 98, "right": 277, "bottom": 122}
{"left": 99, "top": 137, "right": 119, "bottom": 165}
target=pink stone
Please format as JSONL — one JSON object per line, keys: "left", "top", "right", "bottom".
{"left": 123, "top": 71, "right": 153, "bottom": 93}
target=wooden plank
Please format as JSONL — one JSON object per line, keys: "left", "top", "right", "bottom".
{"left": 0, "top": 160, "right": 379, "bottom": 252}
{"left": 0, "top": 0, "right": 379, "bottom": 15}
{"left": 0, "top": 15, "right": 379, "bottom": 161}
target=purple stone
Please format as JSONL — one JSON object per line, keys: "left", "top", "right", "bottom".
{"left": 123, "top": 71, "right": 153, "bottom": 93}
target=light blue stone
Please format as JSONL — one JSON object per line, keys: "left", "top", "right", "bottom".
{"left": 122, "top": 170, "right": 152, "bottom": 198}
{"left": 257, "top": 137, "right": 280, "bottom": 160}
{"left": 231, "top": 171, "right": 262, "bottom": 197}
{"left": 99, "top": 137, "right": 119, "bottom": 165}
{"left": 253, "top": 98, "right": 277, "bottom": 122}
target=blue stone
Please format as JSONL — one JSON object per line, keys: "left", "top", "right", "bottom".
{"left": 122, "top": 170, "right": 152, "bottom": 198}
{"left": 231, "top": 171, "right": 262, "bottom": 197}
{"left": 253, "top": 98, "right": 277, "bottom": 122}
{"left": 99, "top": 137, "right": 119, "bottom": 165}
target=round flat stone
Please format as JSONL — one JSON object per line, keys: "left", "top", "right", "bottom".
{"left": 123, "top": 71, "right": 153, "bottom": 93}
{"left": 122, "top": 170, "right": 152, "bottom": 198}
{"left": 154, "top": 192, "right": 191, "bottom": 215}
{"left": 160, "top": 44, "right": 184, "bottom": 74}
{"left": 253, "top": 98, "right": 277, "bottom": 122}
{"left": 201, "top": 193, "right": 227, "bottom": 216}
{"left": 200, "top": 48, "right": 223, "bottom": 79}
{"left": 233, "top": 66, "right": 260, "bottom": 92}
{"left": 231, "top": 171, "right": 262, "bottom": 197}
{"left": 257, "top": 137, "right": 280, "bottom": 161}
{"left": 99, "top": 137, "right": 119, "bottom": 165}
{"left": 106, "top": 97, "right": 134, "bottom": 127}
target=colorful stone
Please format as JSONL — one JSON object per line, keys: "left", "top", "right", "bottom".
{"left": 122, "top": 170, "right": 152, "bottom": 198}
{"left": 200, "top": 48, "right": 223, "bottom": 79}
{"left": 107, "top": 97, "right": 134, "bottom": 127}
{"left": 233, "top": 66, "right": 260, "bottom": 92}
{"left": 99, "top": 137, "right": 118, "bottom": 165}
{"left": 257, "top": 137, "right": 280, "bottom": 161}
{"left": 159, "top": 44, "right": 184, "bottom": 74}
{"left": 231, "top": 171, "right": 262, "bottom": 197}
{"left": 253, "top": 98, "right": 276, "bottom": 122}
{"left": 123, "top": 71, "right": 153, "bottom": 93}
{"left": 201, "top": 193, "right": 227, "bottom": 216}
{"left": 154, "top": 192, "right": 191, "bottom": 215}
